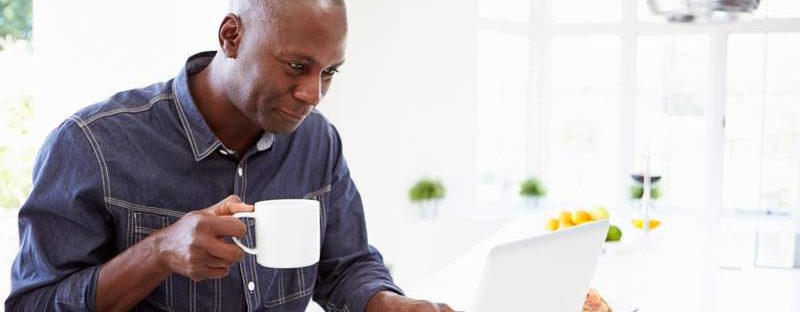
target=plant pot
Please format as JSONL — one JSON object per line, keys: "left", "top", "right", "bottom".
{"left": 523, "top": 197, "right": 543, "bottom": 209}
{"left": 416, "top": 200, "right": 439, "bottom": 219}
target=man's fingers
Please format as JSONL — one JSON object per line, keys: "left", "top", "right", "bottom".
{"left": 209, "top": 216, "right": 247, "bottom": 237}
{"left": 206, "top": 238, "right": 246, "bottom": 263}
{"left": 214, "top": 199, "right": 254, "bottom": 216}
{"left": 201, "top": 252, "right": 236, "bottom": 269}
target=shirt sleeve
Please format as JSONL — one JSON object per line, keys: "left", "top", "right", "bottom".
{"left": 312, "top": 125, "right": 404, "bottom": 312}
{"left": 5, "top": 117, "right": 114, "bottom": 312}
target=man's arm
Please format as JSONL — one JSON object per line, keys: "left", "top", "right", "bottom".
{"left": 96, "top": 196, "right": 251, "bottom": 312}
{"left": 6, "top": 119, "right": 112, "bottom": 311}
{"left": 5, "top": 119, "right": 251, "bottom": 312}
{"left": 312, "top": 125, "right": 458, "bottom": 312}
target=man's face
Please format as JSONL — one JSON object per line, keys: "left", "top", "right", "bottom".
{"left": 227, "top": 2, "right": 347, "bottom": 134}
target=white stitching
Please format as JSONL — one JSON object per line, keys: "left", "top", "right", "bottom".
{"left": 242, "top": 159, "right": 263, "bottom": 305}
{"left": 106, "top": 197, "right": 186, "bottom": 219}
{"left": 83, "top": 93, "right": 173, "bottom": 125}
{"left": 171, "top": 79, "right": 204, "bottom": 161}
{"left": 68, "top": 116, "right": 111, "bottom": 212}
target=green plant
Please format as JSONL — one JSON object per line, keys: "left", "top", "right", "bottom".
{"left": 519, "top": 177, "right": 546, "bottom": 198}
{"left": 409, "top": 178, "right": 445, "bottom": 203}
{"left": 630, "top": 184, "right": 661, "bottom": 200}
{"left": 0, "top": 95, "right": 35, "bottom": 209}
{"left": 0, "top": 0, "right": 33, "bottom": 42}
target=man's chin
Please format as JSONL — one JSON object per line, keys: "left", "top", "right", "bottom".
{"left": 263, "top": 121, "right": 302, "bottom": 134}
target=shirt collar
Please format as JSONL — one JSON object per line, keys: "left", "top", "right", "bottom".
{"left": 172, "top": 51, "right": 274, "bottom": 160}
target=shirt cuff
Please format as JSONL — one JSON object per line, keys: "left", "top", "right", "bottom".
{"left": 349, "top": 281, "right": 405, "bottom": 312}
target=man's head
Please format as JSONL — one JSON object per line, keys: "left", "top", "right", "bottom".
{"left": 218, "top": 0, "right": 347, "bottom": 134}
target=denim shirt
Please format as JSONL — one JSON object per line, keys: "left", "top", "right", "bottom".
{"left": 6, "top": 51, "right": 402, "bottom": 312}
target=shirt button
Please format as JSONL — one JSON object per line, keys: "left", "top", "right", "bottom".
{"left": 247, "top": 281, "right": 255, "bottom": 291}
{"left": 237, "top": 167, "right": 243, "bottom": 177}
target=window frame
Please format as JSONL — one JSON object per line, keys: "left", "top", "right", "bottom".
{"left": 476, "top": 0, "right": 800, "bottom": 214}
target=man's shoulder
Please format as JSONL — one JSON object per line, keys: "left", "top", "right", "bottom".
{"left": 70, "top": 80, "right": 174, "bottom": 126}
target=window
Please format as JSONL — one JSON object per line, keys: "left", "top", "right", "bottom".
{"left": 547, "top": 36, "right": 620, "bottom": 206}
{"left": 725, "top": 33, "right": 800, "bottom": 214}
{"left": 476, "top": 0, "right": 800, "bottom": 214}
{"left": 635, "top": 35, "right": 709, "bottom": 209}
{"left": 552, "top": 0, "right": 621, "bottom": 23}
{"left": 0, "top": 0, "right": 34, "bottom": 210}
{"left": 475, "top": 31, "right": 530, "bottom": 205}
{"left": 477, "top": 0, "right": 530, "bottom": 23}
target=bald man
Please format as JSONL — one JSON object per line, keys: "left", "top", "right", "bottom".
{"left": 6, "top": 1, "right": 455, "bottom": 311}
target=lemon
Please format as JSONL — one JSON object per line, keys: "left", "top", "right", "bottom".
{"left": 545, "top": 218, "right": 559, "bottom": 231}
{"left": 572, "top": 210, "right": 593, "bottom": 224}
{"left": 606, "top": 225, "right": 622, "bottom": 241}
{"left": 632, "top": 219, "right": 661, "bottom": 230}
{"left": 590, "top": 206, "right": 610, "bottom": 220}
{"left": 558, "top": 211, "right": 572, "bottom": 223}
{"left": 559, "top": 219, "right": 575, "bottom": 229}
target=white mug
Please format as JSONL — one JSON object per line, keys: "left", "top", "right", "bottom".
{"left": 232, "top": 199, "right": 321, "bottom": 268}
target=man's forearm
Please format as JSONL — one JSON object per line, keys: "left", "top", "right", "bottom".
{"left": 96, "top": 233, "right": 171, "bottom": 312}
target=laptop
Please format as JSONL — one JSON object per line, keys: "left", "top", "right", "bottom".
{"left": 472, "top": 219, "right": 609, "bottom": 312}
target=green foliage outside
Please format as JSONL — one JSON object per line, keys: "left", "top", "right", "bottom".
{"left": 0, "top": 0, "right": 34, "bottom": 209}
{"left": 519, "top": 177, "right": 546, "bottom": 198}
{"left": 409, "top": 178, "right": 446, "bottom": 203}
{"left": 630, "top": 184, "right": 661, "bottom": 200}
{"left": 0, "top": 0, "right": 32, "bottom": 42}
{"left": 0, "top": 95, "right": 35, "bottom": 209}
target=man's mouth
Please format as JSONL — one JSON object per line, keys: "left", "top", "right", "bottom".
{"left": 276, "top": 107, "right": 305, "bottom": 123}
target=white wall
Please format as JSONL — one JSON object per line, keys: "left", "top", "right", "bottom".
{"left": 33, "top": 0, "right": 226, "bottom": 135}
{"left": 321, "top": 0, "right": 488, "bottom": 286}
{"left": 33, "top": 0, "right": 502, "bottom": 290}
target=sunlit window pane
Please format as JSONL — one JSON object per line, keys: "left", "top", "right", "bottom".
{"left": 725, "top": 33, "right": 800, "bottom": 214}
{"left": 552, "top": 0, "right": 621, "bottom": 23}
{"left": 638, "top": 0, "right": 668, "bottom": 22}
{"left": 763, "top": 0, "right": 800, "bottom": 18}
{"left": 547, "top": 36, "right": 620, "bottom": 206}
{"left": 636, "top": 35, "right": 709, "bottom": 210}
{"left": 475, "top": 31, "right": 530, "bottom": 204}
{"left": 478, "top": 0, "right": 530, "bottom": 22}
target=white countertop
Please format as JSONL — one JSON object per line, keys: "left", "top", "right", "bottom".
{"left": 406, "top": 208, "right": 800, "bottom": 312}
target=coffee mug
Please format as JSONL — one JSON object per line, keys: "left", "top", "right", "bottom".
{"left": 232, "top": 199, "right": 321, "bottom": 268}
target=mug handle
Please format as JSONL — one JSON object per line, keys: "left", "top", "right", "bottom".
{"left": 232, "top": 212, "right": 257, "bottom": 255}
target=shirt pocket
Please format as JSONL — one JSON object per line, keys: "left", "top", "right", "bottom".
{"left": 253, "top": 185, "right": 330, "bottom": 309}
{"left": 129, "top": 209, "right": 224, "bottom": 312}
{"left": 259, "top": 265, "right": 318, "bottom": 309}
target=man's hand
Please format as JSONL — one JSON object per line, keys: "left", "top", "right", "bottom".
{"left": 153, "top": 195, "right": 254, "bottom": 281}
{"left": 366, "top": 291, "right": 460, "bottom": 312}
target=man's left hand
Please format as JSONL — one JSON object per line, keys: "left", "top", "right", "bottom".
{"left": 366, "top": 291, "right": 460, "bottom": 312}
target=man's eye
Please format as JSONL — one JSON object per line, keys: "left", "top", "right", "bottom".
{"left": 288, "top": 62, "right": 305, "bottom": 71}
{"left": 323, "top": 67, "right": 340, "bottom": 77}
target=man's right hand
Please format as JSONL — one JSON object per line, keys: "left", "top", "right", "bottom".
{"left": 97, "top": 195, "right": 254, "bottom": 311}
{"left": 153, "top": 195, "right": 254, "bottom": 281}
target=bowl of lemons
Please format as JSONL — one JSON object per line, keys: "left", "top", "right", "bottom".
{"left": 545, "top": 207, "right": 622, "bottom": 242}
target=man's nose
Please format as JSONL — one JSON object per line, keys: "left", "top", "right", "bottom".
{"left": 293, "top": 75, "right": 322, "bottom": 106}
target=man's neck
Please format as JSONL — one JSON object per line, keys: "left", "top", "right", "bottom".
{"left": 188, "top": 55, "right": 263, "bottom": 156}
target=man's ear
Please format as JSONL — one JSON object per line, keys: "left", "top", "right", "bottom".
{"left": 219, "top": 13, "right": 242, "bottom": 58}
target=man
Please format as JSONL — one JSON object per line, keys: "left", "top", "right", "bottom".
{"left": 6, "top": 0, "right": 456, "bottom": 311}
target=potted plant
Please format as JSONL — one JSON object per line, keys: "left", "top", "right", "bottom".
{"left": 519, "top": 177, "right": 546, "bottom": 208}
{"left": 629, "top": 184, "right": 661, "bottom": 200}
{"left": 409, "top": 178, "right": 446, "bottom": 218}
